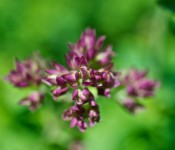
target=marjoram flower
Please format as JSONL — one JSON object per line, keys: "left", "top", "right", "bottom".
{"left": 6, "top": 54, "right": 46, "bottom": 110}
{"left": 121, "top": 69, "right": 159, "bottom": 113}
{"left": 5, "top": 28, "right": 160, "bottom": 132}
{"left": 45, "top": 28, "right": 120, "bottom": 131}
{"left": 20, "top": 91, "right": 44, "bottom": 111}
{"left": 6, "top": 57, "right": 44, "bottom": 88}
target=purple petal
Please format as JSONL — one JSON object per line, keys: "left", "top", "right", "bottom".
{"left": 65, "top": 51, "right": 79, "bottom": 69}
{"left": 45, "top": 78, "right": 57, "bottom": 85}
{"left": 98, "top": 88, "right": 111, "bottom": 98}
{"left": 95, "top": 35, "right": 106, "bottom": 50}
{"left": 45, "top": 69, "right": 59, "bottom": 75}
{"left": 83, "top": 28, "right": 96, "bottom": 49}
{"left": 133, "top": 69, "right": 148, "bottom": 80}
{"left": 62, "top": 109, "right": 72, "bottom": 121}
{"left": 80, "top": 67, "right": 89, "bottom": 79}
{"left": 123, "top": 98, "right": 143, "bottom": 113}
{"left": 52, "top": 86, "right": 68, "bottom": 98}
{"left": 71, "top": 83, "right": 78, "bottom": 88}
{"left": 14, "top": 81, "right": 28, "bottom": 87}
{"left": 16, "top": 60, "right": 25, "bottom": 72}
{"left": 72, "top": 89, "right": 79, "bottom": 100}
{"left": 87, "top": 48, "right": 96, "bottom": 59}
{"left": 62, "top": 73, "right": 76, "bottom": 83}
{"left": 90, "top": 100, "right": 97, "bottom": 107}
{"left": 127, "top": 86, "right": 138, "bottom": 96}
{"left": 75, "top": 72, "right": 80, "bottom": 80}
{"left": 56, "top": 76, "right": 66, "bottom": 85}
{"left": 79, "top": 56, "right": 88, "bottom": 67}
{"left": 77, "top": 121, "right": 87, "bottom": 132}
{"left": 83, "top": 81, "right": 93, "bottom": 86}
{"left": 70, "top": 117, "right": 78, "bottom": 128}
{"left": 19, "top": 92, "right": 44, "bottom": 111}
{"left": 139, "top": 80, "right": 157, "bottom": 91}
{"left": 82, "top": 88, "right": 90, "bottom": 96}
{"left": 95, "top": 46, "right": 114, "bottom": 65}
{"left": 52, "top": 62, "right": 67, "bottom": 72}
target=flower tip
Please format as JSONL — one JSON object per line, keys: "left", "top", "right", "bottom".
{"left": 70, "top": 118, "right": 78, "bottom": 128}
{"left": 68, "top": 43, "right": 74, "bottom": 50}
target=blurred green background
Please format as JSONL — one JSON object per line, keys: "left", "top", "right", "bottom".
{"left": 0, "top": 0, "right": 175, "bottom": 150}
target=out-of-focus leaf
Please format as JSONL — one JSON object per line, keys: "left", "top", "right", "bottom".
{"left": 158, "top": 0, "right": 175, "bottom": 12}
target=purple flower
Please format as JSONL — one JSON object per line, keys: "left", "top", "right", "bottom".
{"left": 123, "top": 69, "right": 159, "bottom": 98}
{"left": 72, "top": 88, "right": 96, "bottom": 105}
{"left": 122, "top": 98, "right": 143, "bottom": 113}
{"left": 95, "top": 46, "right": 115, "bottom": 66}
{"left": 61, "top": 72, "right": 79, "bottom": 87}
{"left": 66, "top": 52, "right": 88, "bottom": 70}
{"left": 20, "top": 91, "right": 44, "bottom": 111}
{"left": 67, "top": 28, "right": 115, "bottom": 70}
{"left": 86, "top": 69, "right": 120, "bottom": 98}
{"left": 81, "top": 69, "right": 120, "bottom": 98}
{"left": 63, "top": 101, "right": 100, "bottom": 132}
{"left": 44, "top": 28, "right": 119, "bottom": 131}
{"left": 52, "top": 86, "right": 68, "bottom": 100}
{"left": 5, "top": 54, "right": 46, "bottom": 112}
{"left": 45, "top": 28, "right": 120, "bottom": 100}
{"left": 119, "top": 69, "right": 159, "bottom": 113}
{"left": 62, "top": 105, "right": 87, "bottom": 132}
{"left": 63, "top": 89, "right": 100, "bottom": 132}
{"left": 88, "top": 107, "right": 100, "bottom": 127}
{"left": 5, "top": 28, "right": 160, "bottom": 132}
{"left": 45, "top": 62, "right": 68, "bottom": 85}
{"left": 138, "top": 79, "right": 158, "bottom": 97}
{"left": 68, "top": 28, "right": 105, "bottom": 62}
{"left": 6, "top": 58, "right": 44, "bottom": 88}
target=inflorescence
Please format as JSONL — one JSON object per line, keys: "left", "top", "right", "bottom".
{"left": 5, "top": 28, "right": 159, "bottom": 132}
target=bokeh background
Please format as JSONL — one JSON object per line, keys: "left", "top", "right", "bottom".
{"left": 0, "top": 0, "right": 175, "bottom": 150}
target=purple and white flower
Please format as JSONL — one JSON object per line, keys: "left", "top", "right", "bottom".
{"left": 121, "top": 69, "right": 159, "bottom": 112}
{"left": 5, "top": 28, "right": 160, "bottom": 132}
{"left": 123, "top": 69, "right": 159, "bottom": 98}
{"left": 20, "top": 91, "right": 44, "bottom": 111}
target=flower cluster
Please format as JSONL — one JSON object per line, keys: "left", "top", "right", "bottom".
{"left": 44, "top": 28, "right": 120, "bottom": 131}
{"left": 121, "top": 69, "right": 159, "bottom": 113}
{"left": 20, "top": 91, "right": 44, "bottom": 111}
{"left": 63, "top": 89, "right": 100, "bottom": 132}
{"left": 6, "top": 58, "right": 43, "bottom": 88}
{"left": 5, "top": 28, "right": 160, "bottom": 132}
{"left": 6, "top": 54, "right": 45, "bottom": 111}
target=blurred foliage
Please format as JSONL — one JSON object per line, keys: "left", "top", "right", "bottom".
{"left": 158, "top": 0, "right": 175, "bottom": 12}
{"left": 0, "top": 0, "right": 175, "bottom": 150}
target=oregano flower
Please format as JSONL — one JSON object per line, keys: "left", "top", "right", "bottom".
{"left": 5, "top": 28, "right": 160, "bottom": 132}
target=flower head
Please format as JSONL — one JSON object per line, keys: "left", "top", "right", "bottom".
{"left": 122, "top": 98, "right": 143, "bottom": 114}
{"left": 6, "top": 56, "right": 44, "bottom": 88}
{"left": 123, "top": 69, "right": 159, "bottom": 98}
{"left": 45, "top": 28, "right": 119, "bottom": 131}
{"left": 68, "top": 28, "right": 106, "bottom": 62}
{"left": 67, "top": 28, "right": 114, "bottom": 69}
{"left": 5, "top": 28, "right": 160, "bottom": 132}
{"left": 6, "top": 53, "right": 46, "bottom": 111}
{"left": 20, "top": 91, "right": 44, "bottom": 111}
{"left": 121, "top": 69, "right": 159, "bottom": 112}
{"left": 63, "top": 90, "right": 100, "bottom": 132}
